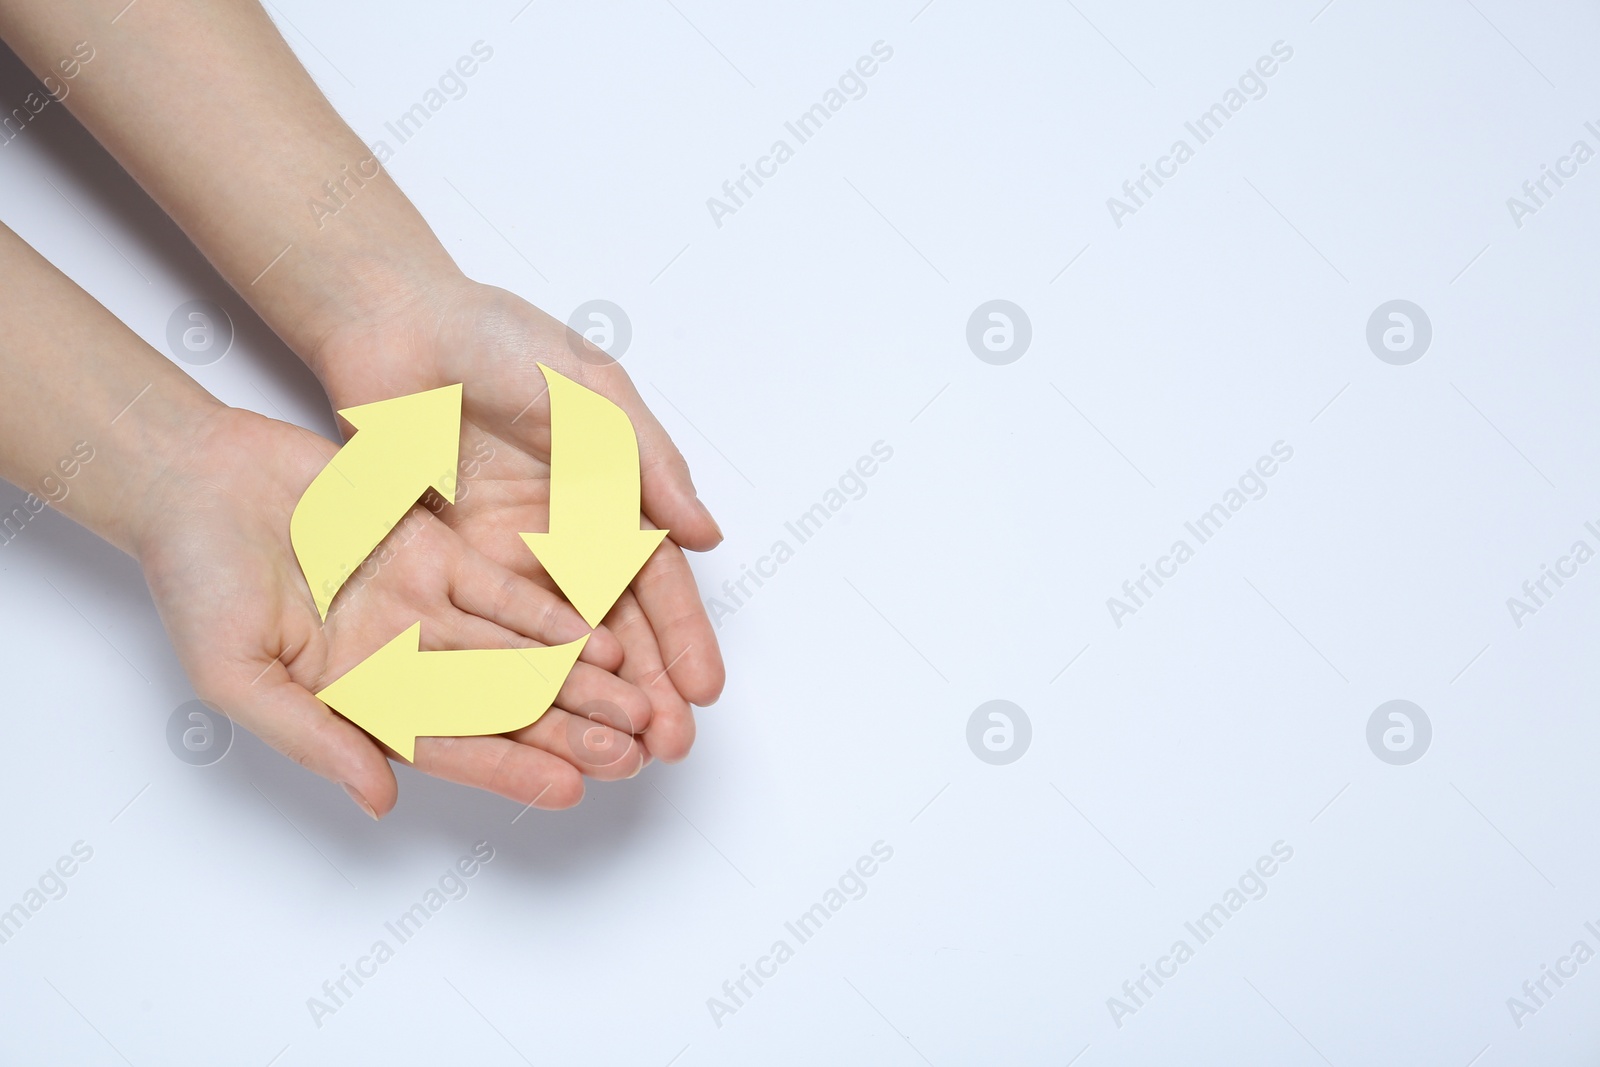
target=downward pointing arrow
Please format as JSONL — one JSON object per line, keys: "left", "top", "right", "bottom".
{"left": 521, "top": 364, "right": 667, "bottom": 627}
{"left": 316, "top": 623, "right": 586, "bottom": 761}
{"left": 291, "top": 385, "right": 463, "bottom": 618}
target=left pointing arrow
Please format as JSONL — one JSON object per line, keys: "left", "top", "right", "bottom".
{"left": 316, "top": 623, "right": 587, "bottom": 762}
{"left": 291, "top": 384, "right": 463, "bottom": 618}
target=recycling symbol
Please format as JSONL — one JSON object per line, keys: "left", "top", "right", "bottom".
{"left": 289, "top": 364, "right": 663, "bottom": 760}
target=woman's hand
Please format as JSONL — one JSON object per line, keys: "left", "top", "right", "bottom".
{"left": 0, "top": 0, "right": 727, "bottom": 767}
{"left": 135, "top": 405, "right": 658, "bottom": 818}
{"left": 309, "top": 278, "right": 727, "bottom": 764}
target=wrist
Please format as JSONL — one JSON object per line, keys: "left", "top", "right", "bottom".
{"left": 304, "top": 270, "right": 491, "bottom": 405}
{"left": 244, "top": 161, "right": 468, "bottom": 382}
{"left": 281, "top": 241, "right": 464, "bottom": 380}
{"left": 115, "top": 395, "right": 236, "bottom": 561}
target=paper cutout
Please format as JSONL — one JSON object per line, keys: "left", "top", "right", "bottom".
{"left": 520, "top": 364, "right": 667, "bottom": 627}
{"left": 316, "top": 624, "right": 587, "bottom": 761}
{"left": 290, "top": 385, "right": 463, "bottom": 619}
{"left": 293, "top": 371, "right": 662, "bottom": 756}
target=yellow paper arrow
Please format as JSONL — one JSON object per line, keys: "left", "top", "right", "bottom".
{"left": 290, "top": 385, "right": 463, "bottom": 619}
{"left": 316, "top": 623, "right": 587, "bottom": 761}
{"left": 521, "top": 364, "right": 667, "bottom": 627}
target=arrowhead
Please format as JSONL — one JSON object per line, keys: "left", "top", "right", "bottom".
{"left": 337, "top": 384, "right": 463, "bottom": 502}
{"left": 317, "top": 624, "right": 589, "bottom": 761}
{"left": 521, "top": 528, "right": 668, "bottom": 627}
{"left": 316, "top": 622, "right": 426, "bottom": 760}
{"left": 292, "top": 385, "right": 463, "bottom": 620}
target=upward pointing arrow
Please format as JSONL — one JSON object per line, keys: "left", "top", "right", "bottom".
{"left": 291, "top": 385, "right": 462, "bottom": 619}
{"left": 521, "top": 364, "right": 667, "bottom": 627}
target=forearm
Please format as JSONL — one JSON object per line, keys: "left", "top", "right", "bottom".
{"left": 0, "top": 0, "right": 458, "bottom": 369}
{"left": 0, "top": 221, "right": 223, "bottom": 555}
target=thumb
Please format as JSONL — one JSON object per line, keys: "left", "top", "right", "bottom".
{"left": 224, "top": 674, "right": 399, "bottom": 819}
{"left": 607, "top": 375, "right": 723, "bottom": 551}
{"left": 635, "top": 402, "right": 723, "bottom": 551}
{"left": 529, "top": 354, "right": 724, "bottom": 551}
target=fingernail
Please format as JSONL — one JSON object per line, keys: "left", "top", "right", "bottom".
{"left": 341, "top": 782, "right": 379, "bottom": 820}
{"left": 696, "top": 498, "right": 723, "bottom": 541}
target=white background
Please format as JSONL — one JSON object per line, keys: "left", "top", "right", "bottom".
{"left": 1, "top": 0, "right": 1598, "bottom": 1063}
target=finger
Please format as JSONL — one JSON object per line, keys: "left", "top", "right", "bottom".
{"left": 228, "top": 671, "right": 398, "bottom": 819}
{"left": 428, "top": 609, "right": 649, "bottom": 779}
{"left": 556, "top": 661, "right": 654, "bottom": 735}
{"left": 508, "top": 707, "right": 648, "bottom": 782}
{"left": 530, "top": 356, "right": 723, "bottom": 552}
{"left": 410, "top": 734, "right": 583, "bottom": 809}
{"left": 607, "top": 590, "right": 697, "bottom": 763}
{"left": 630, "top": 534, "right": 725, "bottom": 706}
{"left": 630, "top": 397, "right": 723, "bottom": 552}
{"left": 428, "top": 612, "right": 654, "bottom": 738}
{"left": 448, "top": 550, "right": 623, "bottom": 670}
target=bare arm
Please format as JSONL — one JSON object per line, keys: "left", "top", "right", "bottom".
{"left": 0, "top": 0, "right": 451, "bottom": 361}
{"left": 0, "top": 0, "right": 727, "bottom": 733}
{"left": 0, "top": 218, "right": 221, "bottom": 555}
